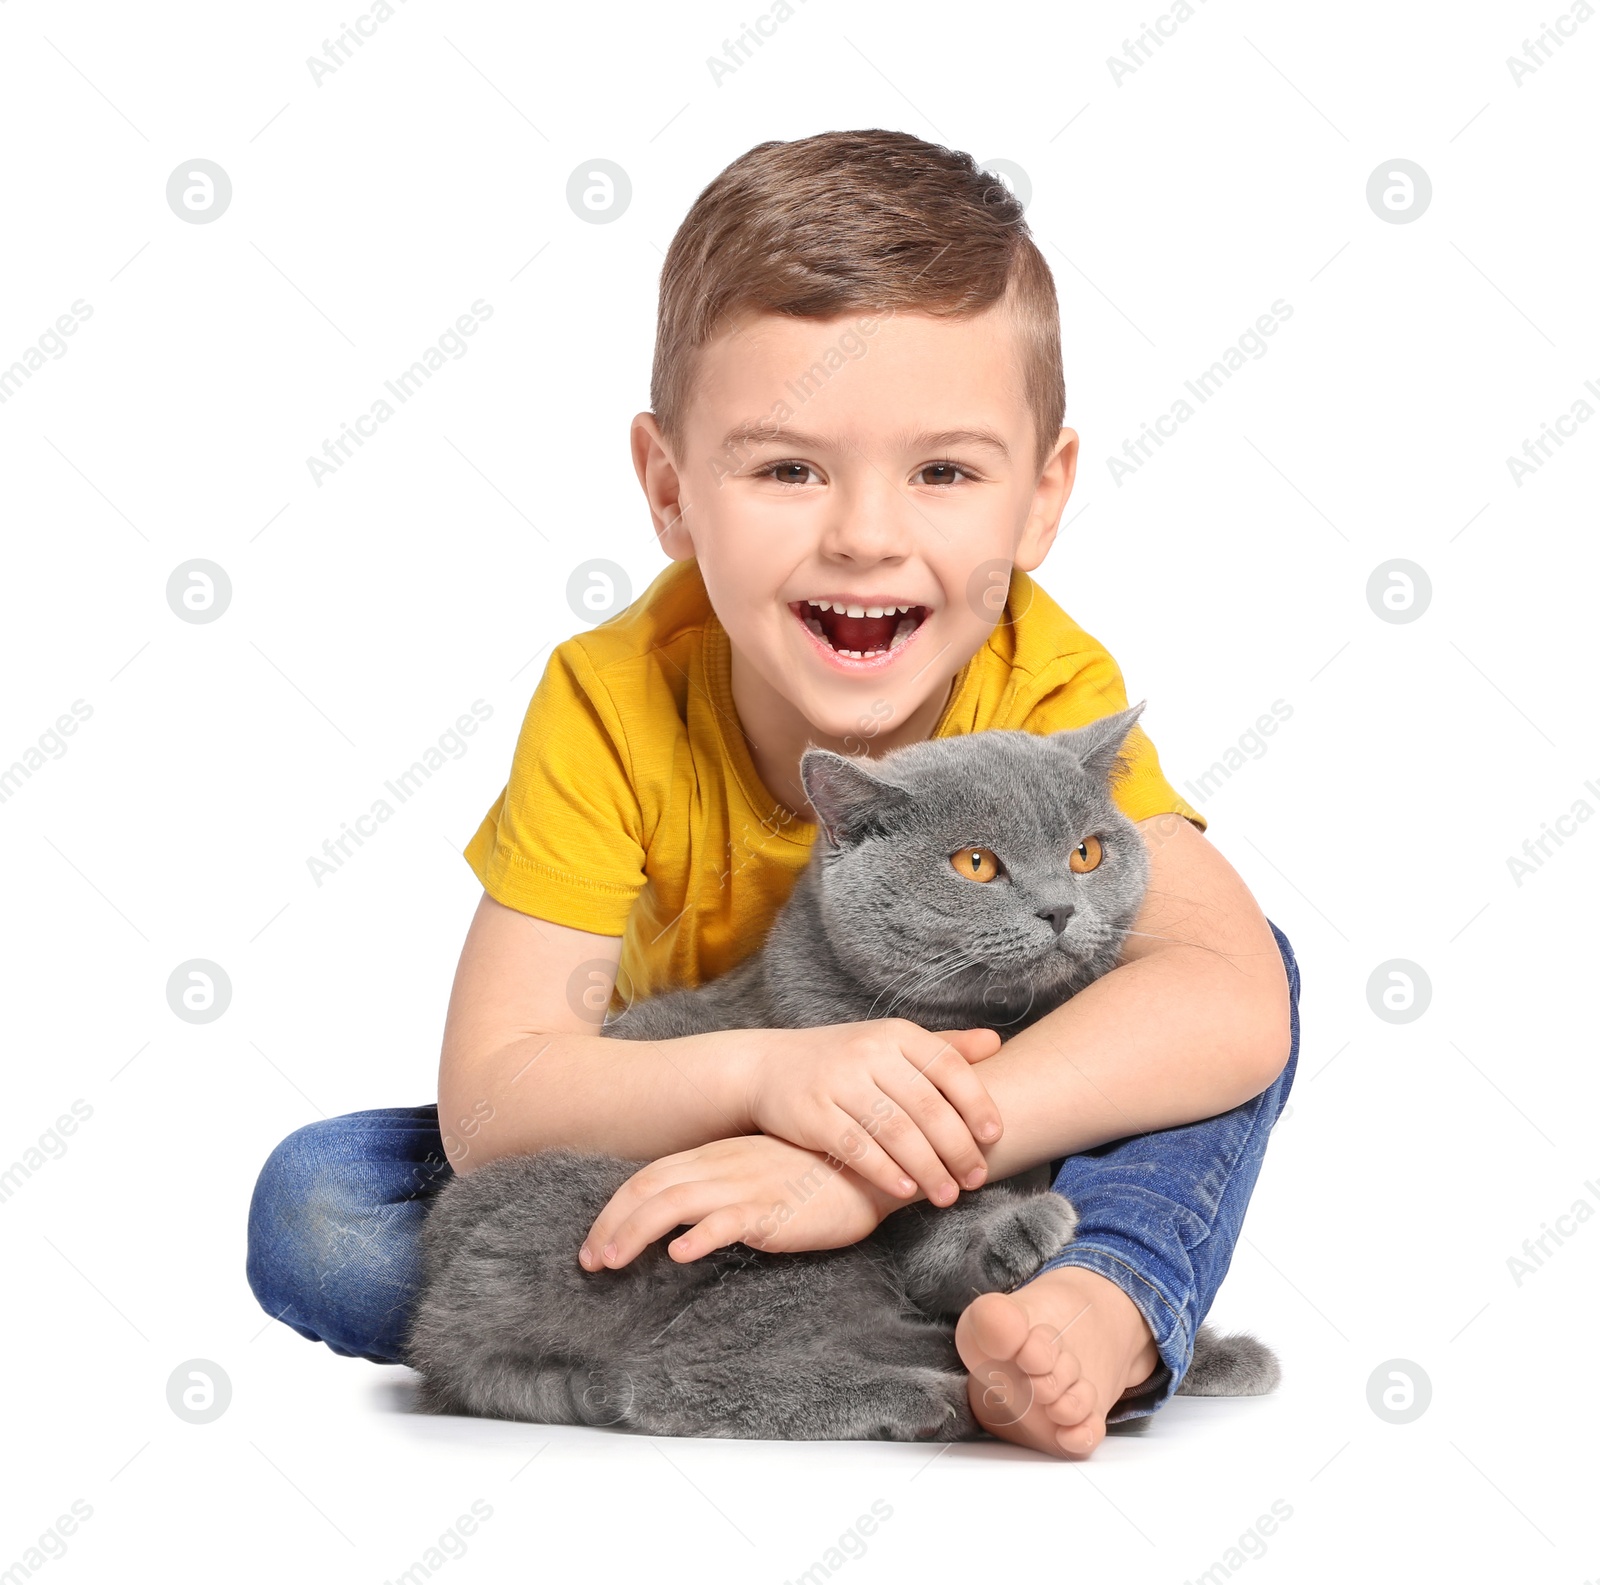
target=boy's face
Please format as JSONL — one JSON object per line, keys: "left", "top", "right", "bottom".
{"left": 633, "top": 301, "right": 1077, "bottom": 750}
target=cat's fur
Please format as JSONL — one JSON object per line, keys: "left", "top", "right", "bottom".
{"left": 406, "top": 706, "right": 1280, "bottom": 1437}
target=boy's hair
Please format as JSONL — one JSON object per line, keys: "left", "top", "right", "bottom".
{"left": 650, "top": 128, "right": 1065, "bottom": 476}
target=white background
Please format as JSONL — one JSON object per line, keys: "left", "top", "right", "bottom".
{"left": 2, "top": 1, "right": 1596, "bottom": 1581}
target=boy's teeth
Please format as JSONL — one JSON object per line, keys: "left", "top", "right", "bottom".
{"left": 806, "top": 599, "right": 915, "bottom": 614}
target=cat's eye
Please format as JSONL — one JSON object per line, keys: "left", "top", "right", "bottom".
{"left": 1069, "top": 835, "right": 1104, "bottom": 874}
{"left": 950, "top": 847, "right": 1000, "bottom": 883}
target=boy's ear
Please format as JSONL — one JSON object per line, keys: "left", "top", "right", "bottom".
{"left": 1050, "top": 701, "right": 1146, "bottom": 785}
{"left": 800, "top": 749, "right": 913, "bottom": 848}
{"left": 1013, "top": 426, "right": 1079, "bottom": 574}
{"left": 631, "top": 412, "right": 694, "bottom": 560}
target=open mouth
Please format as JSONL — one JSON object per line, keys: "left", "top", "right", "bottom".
{"left": 789, "top": 598, "right": 930, "bottom": 661}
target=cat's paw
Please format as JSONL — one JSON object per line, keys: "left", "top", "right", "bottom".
{"left": 978, "top": 1192, "right": 1080, "bottom": 1293}
{"left": 567, "top": 1364, "right": 640, "bottom": 1428}
{"left": 925, "top": 1370, "right": 980, "bottom": 1440}
{"left": 864, "top": 1369, "right": 976, "bottom": 1442}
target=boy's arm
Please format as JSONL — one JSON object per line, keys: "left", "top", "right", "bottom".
{"left": 966, "top": 812, "right": 1292, "bottom": 1179}
{"left": 442, "top": 811, "right": 1285, "bottom": 1192}
{"left": 436, "top": 896, "right": 751, "bottom": 1171}
{"left": 436, "top": 894, "right": 998, "bottom": 1199}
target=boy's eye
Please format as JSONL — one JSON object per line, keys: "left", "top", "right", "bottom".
{"left": 763, "top": 461, "right": 817, "bottom": 486}
{"left": 950, "top": 847, "right": 1000, "bottom": 883}
{"left": 916, "top": 462, "right": 969, "bottom": 487}
{"left": 1069, "top": 835, "right": 1103, "bottom": 874}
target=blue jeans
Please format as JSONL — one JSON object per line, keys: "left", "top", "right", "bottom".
{"left": 247, "top": 923, "right": 1300, "bottom": 1420}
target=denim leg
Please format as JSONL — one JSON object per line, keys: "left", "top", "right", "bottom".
{"left": 246, "top": 1105, "right": 451, "bottom": 1363}
{"left": 1033, "top": 919, "right": 1302, "bottom": 1424}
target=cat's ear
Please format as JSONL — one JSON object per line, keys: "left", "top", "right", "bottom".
{"left": 800, "top": 749, "right": 914, "bottom": 848}
{"left": 1051, "top": 702, "right": 1147, "bottom": 786}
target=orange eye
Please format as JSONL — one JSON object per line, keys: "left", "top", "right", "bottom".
{"left": 950, "top": 847, "right": 1000, "bottom": 883}
{"left": 1069, "top": 835, "right": 1103, "bottom": 874}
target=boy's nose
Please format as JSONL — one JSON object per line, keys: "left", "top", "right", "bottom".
{"left": 1037, "top": 904, "right": 1075, "bottom": 935}
{"left": 819, "top": 471, "right": 919, "bottom": 559}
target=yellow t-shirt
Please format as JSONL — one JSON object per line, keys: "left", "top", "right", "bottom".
{"left": 463, "top": 558, "right": 1202, "bottom": 1006}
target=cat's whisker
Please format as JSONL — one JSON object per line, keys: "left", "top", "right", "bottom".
{"left": 879, "top": 953, "right": 987, "bottom": 1019}
{"left": 879, "top": 945, "right": 975, "bottom": 992}
{"left": 865, "top": 947, "right": 975, "bottom": 1019}
{"left": 871, "top": 959, "right": 958, "bottom": 1019}
{"left": 1121, "top": 929, "right": 1247, "bottom": 970}
{"left": 863, "top": 954, "right": 960, "bottom": 1018}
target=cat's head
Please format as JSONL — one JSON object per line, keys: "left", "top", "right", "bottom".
{"left": 797, "top": 706, "right": 1152, "bottom": 1025}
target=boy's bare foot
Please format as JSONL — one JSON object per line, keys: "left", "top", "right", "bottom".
{"left": 955, "top": 1265, "right": 1162, "bottom": 1457}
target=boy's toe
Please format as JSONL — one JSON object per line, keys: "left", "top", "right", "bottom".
{"left": 1015, "top": 1323, "right": 1063, "bottom": 1378}
{"left": 1044, "top": 1379, "right": 1099, "bottom": 1427}
{"left": 954, "top": 1290, "right": 1029, "bottom": 1372}
{"left": 1054, "top": 1415, "right": 1109, "bottom": 1457}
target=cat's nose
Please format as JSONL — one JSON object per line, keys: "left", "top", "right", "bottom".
{"left": 1037, "top": 904, "right": 1075, "bottom": 935}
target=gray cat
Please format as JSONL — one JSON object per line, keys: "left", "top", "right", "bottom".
{"left": 406, "top": 706, "right": 1279, "bottom": 1439}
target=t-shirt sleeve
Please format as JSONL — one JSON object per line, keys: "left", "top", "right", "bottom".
{"left": 1019, "top": 651, "right": 1206, "bottom": 832}
{"left": 462, "top": 643, "right": 648, "bottom": 932}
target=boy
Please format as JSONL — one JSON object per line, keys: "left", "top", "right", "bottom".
{"left": 248, "top": 129, "right": 1300, "bottom": 1459}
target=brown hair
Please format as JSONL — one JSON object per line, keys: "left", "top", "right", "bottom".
{"left": 650, "top": 129, "right": 1065, "bottom": 474}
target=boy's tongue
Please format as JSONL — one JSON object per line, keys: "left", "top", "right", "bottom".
{"left": 817, "top": 607, "right": 899, "bottom": 652}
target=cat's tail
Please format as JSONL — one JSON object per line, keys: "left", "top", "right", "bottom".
{"left": 1177, "top": 1324, "right": 1282, "bottom": 1397}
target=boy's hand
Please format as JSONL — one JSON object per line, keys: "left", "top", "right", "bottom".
{"left": 743, "top": 1021, "right": 1003, "bottom": 1207}
{"left": 578, "top": 1134, "right": 901, "bottom": 1269}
